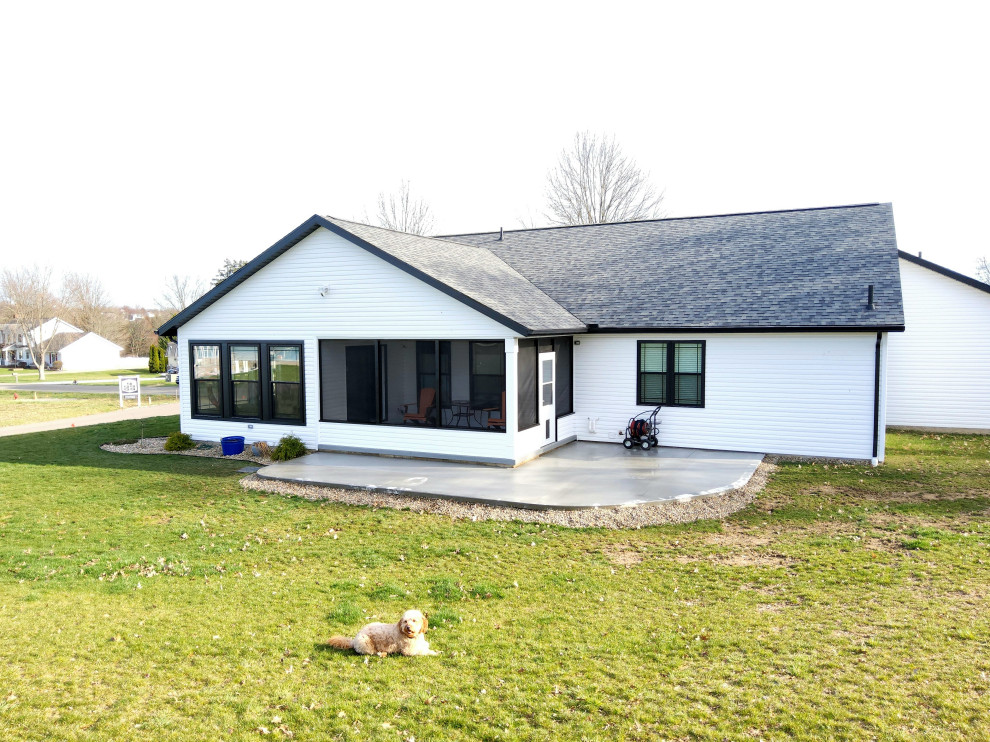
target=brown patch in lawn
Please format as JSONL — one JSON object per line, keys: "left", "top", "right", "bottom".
{"left": 603, "top": 546, "right": 644, "bottom": 567}
{"left": 701, "top": 529, "right": 773, "bottom": 549}
{"left": 675, "top": 551, "right": 798, "bottom": 568}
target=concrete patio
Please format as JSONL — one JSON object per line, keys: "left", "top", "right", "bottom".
{"left": 255, "top": 442, "right": 765, "bottom": 510}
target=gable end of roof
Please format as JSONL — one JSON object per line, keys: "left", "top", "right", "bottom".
{"left": 898, "top": 251, "right": 990, "bottom": 296}
{"left": 157, "top": 216, "right": 581, "bottom": 337}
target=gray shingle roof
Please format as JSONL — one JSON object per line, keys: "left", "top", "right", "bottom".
{"left": 323, "top": 218, "right": 586, "bottom": 335}
{"left": 442, "top": 203, "right": 904, "bottom": 330}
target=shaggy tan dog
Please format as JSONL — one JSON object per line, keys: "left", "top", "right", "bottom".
{"left": 328, "top": 610, "right": 439, "bottom": 657}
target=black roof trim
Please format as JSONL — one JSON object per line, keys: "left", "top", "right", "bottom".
{"left": 589, "top": 324, "right": 906, "bottom": 334}
{"left": 898, "top": 251, "right": 990, "bottom": 296}
{"left": 437, "top": 202, "right": 883, "bottom": 239}
{"left": 157, "top": 215, "right": 566, "bottom": 338}
{"left": 157, "top": 216, "right": 324, "bottom": 337}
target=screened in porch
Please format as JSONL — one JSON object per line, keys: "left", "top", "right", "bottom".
{"left": 319, "top": 339, "right": 507, "bottom": 431}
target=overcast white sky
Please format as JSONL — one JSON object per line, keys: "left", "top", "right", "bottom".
{"left": 1, "top": 1, "right": 987, "bottom": 307}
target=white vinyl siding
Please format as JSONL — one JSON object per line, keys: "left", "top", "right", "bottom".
{"left": 56, "top": 332, "right": 124, "bottom": 372}
{"left": 573, "top": 333, "right": 882, "bottom": 460}
{"left": 178, "top": 227, "right": 518, "bottom": 456}
{"left": 886, "top": 259, "right": 990, "bottom": 430}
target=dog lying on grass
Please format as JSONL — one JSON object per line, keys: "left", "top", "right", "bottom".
{"left": 328, "top": 609, "right": 439, "bottom": 657}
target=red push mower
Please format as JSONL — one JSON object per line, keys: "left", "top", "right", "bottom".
{"left": 623, "top": 405, "right": 661, "bottom": 450}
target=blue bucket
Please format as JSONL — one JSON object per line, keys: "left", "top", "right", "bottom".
{"left": 220, "top": 435, "right": 245, "bottom": 456}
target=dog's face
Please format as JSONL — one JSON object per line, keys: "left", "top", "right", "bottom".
{"left": 399, "top": 610, "right": 427, "bottom": 638}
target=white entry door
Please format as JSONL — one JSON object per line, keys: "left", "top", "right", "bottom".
{"left": 538, "top": 351, "right": 556, "bottom": 445}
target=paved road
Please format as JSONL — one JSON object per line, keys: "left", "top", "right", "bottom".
{"left": 0, "top": 402, "right": 180, "bottom": 438}
{"left": 4, "top": 383, "right": 181, "bottom": 397}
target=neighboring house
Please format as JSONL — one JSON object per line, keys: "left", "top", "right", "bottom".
{"left": 0, "top": 318, "right": 123, "bottom": 371}
{"left": 158, "top": 203, "right": 905, "bottom": 465}
{"left": 1, "top": 318, "right": 83, "bottom": 366}
{"left": 886, "top": 253, "right": 990, "bottom": 431}
{"left": 0, "top": 324, "right": 21, "bottom": 365}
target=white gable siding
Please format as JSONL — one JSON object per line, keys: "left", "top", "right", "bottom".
{"left": 177, "top": 227, "right": 517, "bottom": 454}
{"left": 887, "top": 259, "right": 990, "bottom": 430}
{"left": 572, "top": 333, "right": 882, "bottom": 460}
{"left": 57, "top": 332, "right": 123, "bottom": 372}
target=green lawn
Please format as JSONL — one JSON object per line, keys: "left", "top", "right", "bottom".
{"left": 0, "top": 367, "right": 172, "bottom": 386}
{"left": 0, "top": 392, "right": 144, "bottom": 428}
{"left": 0, "top": 422, "right": 987, "bottom": 740}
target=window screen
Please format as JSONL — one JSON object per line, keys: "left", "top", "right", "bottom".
{"left": 517, "top": 339, "right": 538, "bottom": 430}
{"left": 554, "top": 337, "right": 573, "bottom": 417}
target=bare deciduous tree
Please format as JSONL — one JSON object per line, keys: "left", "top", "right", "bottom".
{"left": 62, "top": 272, "right": 126, "bottom": 344}
{"left": 157, "top": 274, "right": 206, "bottom": 319}
{"left": 0, "top": 266, "right": 67, "bottom": 380}
{"left": 545, "top": 132, "right": 665, "bottom": 226}
{"left": 977, "top": 256, "right": 990, "bottom": 284}
{"left": 375, "top": 180, "right": 435, "bottom": 235}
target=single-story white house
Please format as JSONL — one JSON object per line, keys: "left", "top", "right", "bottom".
{"left": 886, "top": 252, "right": 990, "bottom": 431}
{"left": 158, "top": 203, "right": 909, "bottom": 465}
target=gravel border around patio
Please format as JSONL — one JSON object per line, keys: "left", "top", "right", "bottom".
{"left": 100, "top": 438, "right": 778, "bottom": 528}
{"left": 238, "top": 457, "right": 779, "bottom": 529}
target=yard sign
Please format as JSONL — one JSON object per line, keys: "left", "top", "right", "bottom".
{"left": 118, "top": 375, "right": 141, "bottom": 408}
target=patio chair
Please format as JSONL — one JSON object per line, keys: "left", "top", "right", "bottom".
{"left": 484, "top": 391, "right": 506, "bottom": 429}
{"left": 401, "top": 387, "right": 436, "bottom": 425}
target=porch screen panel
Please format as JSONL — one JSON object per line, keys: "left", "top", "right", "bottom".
{"left": 383, "top": 340, "right": 433, "bottom": 425}
{"left": 517, "top": 339, "right": 538, "bottom": 431}
{"left": 319, "top": 340, "right": 377, "bottom": 423}
{"left": 554, "top": 337, "right": 573, "bottom": 417}
{"left": 470, "top": 341, "right": 504, "bottom": 410}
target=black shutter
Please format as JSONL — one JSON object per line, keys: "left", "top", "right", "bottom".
{"left": 517, "top": 339, "right": 538, "bottom": 431}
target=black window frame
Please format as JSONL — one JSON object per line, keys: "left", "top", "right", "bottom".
{"left": 188, "top": 340, "right": 306, "bottom": 425}
{"left": 191, "top": 342, "right": 223, "bottom": 418}
{"left": 229, "top": 343, "right": 262, "bottom": 419}
{"left": 636, "top": 340, "right": 706, "bottom": 408}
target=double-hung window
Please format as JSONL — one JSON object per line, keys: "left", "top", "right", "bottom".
{"left": 637, "top": 341, "right": 705, "bottom": 407}
{"left": 269, "top": 345, "right": 303, "bottom": 420}
{"left": 189, "top": 341, "right": 304, "bottom": 423}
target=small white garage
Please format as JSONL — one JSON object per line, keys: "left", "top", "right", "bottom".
{"left": 53, "top": 332, "right": 124, "bottom": 372}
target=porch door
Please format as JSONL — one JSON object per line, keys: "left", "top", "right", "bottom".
{"left": 345, "top": 345, "right": 376, "bottom": 423}
{"left": 538, "top": 351, "right": 556, "bottom": 445}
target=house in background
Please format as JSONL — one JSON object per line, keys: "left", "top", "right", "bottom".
{"left": 159, "top": 203, "right": 905, "bottom": 465}
{"left": 48, "top": 332, "right": 125, "bottom": 372}
{"left": 886, "top": 253, "right": 990, "bottom": 431}
{"left": 1, "top": 318, "right": 84, "bottom": 366}
{"left": 1, "top": 318, "right": 123, "bottom": 371}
